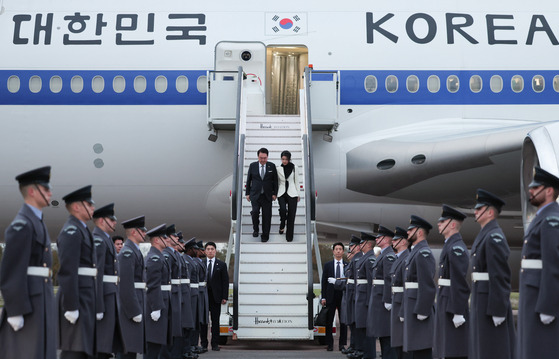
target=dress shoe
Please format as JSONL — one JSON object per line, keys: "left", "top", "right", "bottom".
{"left": 261, "top": 235, "right": 269, "bottom": 242}
{"left": 327, "top": 346, "right": 333, "bottom": 351}
{"left": 342, "top": 346, "right": 354, "bottom": 354}
{"left": 347, "top": 350, "right": 363, "bottom": 359}
{"left": 279, "top": 227, "right": 285, "bottom": 234}
{"left": 183, "top": 353, "right": 198, "bottom": 359}
{"left": 339, "top": 346, "right": 347, "bottom": 352}
{"left": 212, "top": 346, "right": 220, "bottom": 351}
{"left": 252, "top": 231, "right": 259, "bottom": 237}
{"left": 199, "top": 347, "right": 208, "bottom": 353}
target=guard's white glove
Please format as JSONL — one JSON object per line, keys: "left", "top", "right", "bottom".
{"left": 64, "top": 310, "right": 79, "bottom": 324}
{"left": 96, "top": 313, "right": 104, "bottom": 321}
{"left": 452, "top": 314, "right": 466, "bottom": 328}
{"left": 384, "top": 303, "right": 392, "bottom": 311}
{"left": 132, "top": 314, "right": 142, "bottom": 323}
{"left": 540, "top": 313, "right": 555, "bottom": 325}
{"left": 328, "top": 277, "right": 336, "bottom": 284}
{"left": 7, "top": 315, "right": 24, "bottom": 331}
{"left": 151, "top": 310, "right": 161, "bottom": 322}
{"left": 373, "top": 247, "right": 382, "bottom": 256}
{"left": 417, "top": 314, "right": 428, "bottom": 321}
{"left": 492, "top": 316, "right": 505, "bottom": 327}
{"left": 399, "top": 317, "right": 404, "bottom": 322}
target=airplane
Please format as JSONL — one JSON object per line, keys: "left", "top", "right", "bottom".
{"left": 2, "top": 0, "right": 559, "bottom": 289}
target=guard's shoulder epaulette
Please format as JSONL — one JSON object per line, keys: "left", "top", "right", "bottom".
{"left": 9, "top": 219, "right": 28, "bottom": 232}
{"left": 452, "top": 245, "right": 465, "bottom": 256}
{"left": 63, "top": 225, "right": 78, "bottom": 235}
{"left": 490, "top": 233, "right": 504, "bottom": 243}
{"left": 150, "top": 255, "right": 160, "bottom": 262}
{"left": 420, "top": 248, "right": 432, "bottom": 257}
{"left": 121, "top": 249, "right": 133, "bottom": 258}
{"left": 546, "top": 216, "right": 559, "bottom": 227}
{"left": 386, "top": 254, "right": 396, "bottom": 261}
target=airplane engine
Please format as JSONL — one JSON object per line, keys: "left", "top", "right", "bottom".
{"left": 521, "top": 122, "right": 559, "bottom": 232}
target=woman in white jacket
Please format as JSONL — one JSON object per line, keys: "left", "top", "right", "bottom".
{"left": 277, "top": 150, "right": 300, "bottom": 242}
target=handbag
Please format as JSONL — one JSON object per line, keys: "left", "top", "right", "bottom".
{"left": 314, "top": 306, "right": 329, "bottom": 326}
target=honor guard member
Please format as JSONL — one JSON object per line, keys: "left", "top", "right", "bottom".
{"left": 401, "top": 215, "right": 436, "bottom": 359}
{"left": 433, "top": 205, "right": 470, "bottom": 359}
{"left": 160, "top": 224, "right": 183, "bottom": 359}
{"left": 351, "top": 232, "right": 376, "bottom": 359}
{"left": 0, "top": 166, "right": 56, "bottom": 359}
{"left": 57, "top": 185, "right": 98, "bottom": 359}
{"left": 389, "top": 227, "right": 410, "bottom": 359}
{"left": 195, "top": 241, "right": 210, "bottom": 351}
{"left": 469, "top": 189, "right": 515, "bottom": 359}
{"left": 144, "top": 224, "right": 172, "bottom": 359}
{"left": 118, "top": 216, "right": 148, "bottom": 359}
{"left": 184, "top": 238, "right": 204, "bottom": 355}
{"left": 343, "top": 235, "right": 364, "bottom": 357}
{"left": 518, "top": 167, "right": 559, "bottom": 359}
{"left": 177, "top": 235, "right": 197, "bottom": 359}
{"left": 367, "top": 226, "right": 397, "bottom": 359}
{"left": 92, "top": 203, "right": 122, "bottom": 359}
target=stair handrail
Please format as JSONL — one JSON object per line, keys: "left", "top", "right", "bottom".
{"left": 232, "top": 66, "right": 246, "bottom": 331}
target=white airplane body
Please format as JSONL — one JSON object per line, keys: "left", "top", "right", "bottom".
{"left": 2, "top": 0, "right": 559, "bottom": 257}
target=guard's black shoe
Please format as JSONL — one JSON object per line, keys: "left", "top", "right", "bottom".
{"left": 341, "top": 346, "right": 354, "bottom": 354}
{"left": 252, "top": 231, "right": 259, "bottom": 237}
{"left": 347, "top": 350, "right": 363, "bottom": 359}
{"left": 339, "top": 346, "right": 347, "bottom": 352}
{"left": 199, "top": 347, "right": 208, "bottom": 354}
{"left": 212, "top": 346, "right": 220, "bottom": 351}
{"left": 327, "top": 346, "right": 333, "bottom": 351}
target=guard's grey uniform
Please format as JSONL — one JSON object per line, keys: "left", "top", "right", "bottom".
{"left": 344, "top": 252, "right": 362, "bottom": 326}
{"left": 179, "top": 254, "right": 195, "bottom": 330}
{"left": 93, "top": 226, "right": 121, "bottom": 355}
{"left": 390, "top": 249, "right": 409, "bottom": 349}
{"left": 118, "top": 239, "right": 146, "bottom": 354}
{"left": 145, "top": 246, "right": 171, "bottom": 346}
{"left": 57, "top": 215, "right": 97, "bottom": 356}
{"left": 163, "top": 247, "right": 183, "bottom": 338}
{"left": 518, "top": 202, "right": 559, "bottom": 359}
{"left": 0, "top": 204, "right": 56, "bottom": 359}
{"left": 195, "top": 257, "right": 209, "bottom": 327}
{"left": 367, "top": 246, "right": 396, "bottom": 338}
{"left": 469, "top": 219, "right": 515, "bottom": 359}
{"left": 433, "top": 233, "right": 470, "bottom": 358}
{"left": 354, "top": 250, "right": 375, "bottom": 330}
{"left": 401, "top": 240, "right": 436, "bottom": 353}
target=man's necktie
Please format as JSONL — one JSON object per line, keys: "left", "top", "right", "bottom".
{"left": 260, "top": 165, "right": 265, "bottom": 179}
{"left": 336, "top": 261, "right": 341, "bottom": 278}
{"left": 208, "top": 259, "right": 213, "bottom": 280}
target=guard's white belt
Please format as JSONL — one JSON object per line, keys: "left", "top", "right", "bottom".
{"left": 521, "top": 259, "right": 543, "bottom": 269}
{"left": 181, "top": 279, "right": 191, "bottom": 284}
{"left": 190, "top": 283, "right": 199, "bottom": 288}
{"left": 161, "top": 285, "right": 172, "bottom": 291}
{"left": 171, "top": 279, "right": 181, "bottom": 285}
{"left": 405, "top": 282, "right": 419, "bottom": 289}
{"left": 356, "top": 279, "right": 368, "bottom": 285}
{"left": 134, "top": 282, "right": 147, "bottom": 289}
{"left": 347, "top": 279, "right": 355, "bottom": 284}
{"left": 78, "top": 267, "right": 98, "bottom": 277}
{"left": 27, "top": 266, "right": 51, "bottom": 277}
{"left": 471, "top": 272, "right": 489, "bottom": 281}
{"left": 373, "top": 279, "right": 385, "bottom": 285}
{"left": 199, "top": 282, "right": 207, "bottom": 287}
{"left": 103, "top": 275, "right": 118, "bottom": 283}
{"left": 438, "top": 279, "right": 451, "bottom": 287}
{"left": 392, "top": 286, "right": 404, "bottom": 293}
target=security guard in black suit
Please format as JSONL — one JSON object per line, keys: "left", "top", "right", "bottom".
{"left": 0, "top": 166, "right": 57, "bottom": 359}
{"left": 433, "top": 205, "right": 469, "bottom": 359}
{"left": 401, "top": 215, "right": 436, "bottom": 359}
{"left": 57, "top": 185, "right": 98, "bottom": 359}
{"left": 518, "top": 167, "right": 559, "bottom": 359}
{"left": 92, "top": 203, "right": 122, "bottom": 359}
{"left": 469, "top": 189, "right": 515, "bottom": 359}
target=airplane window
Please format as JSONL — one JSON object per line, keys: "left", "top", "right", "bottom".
{"left": 364, "top": 75, "right": 377, "bottom": 93}
{"left": 134, "top": 76, "right": 147, "bottom": 93}
{"left": 427, "top": 75, "right": 440, "bottom": 93}
{"left": 554, "top": 76, "right": 559, "bottom": 92}
{"left": 7, "top": 75, "right": 20, "bottom": 93}
{"left": 490, "top": 75, "right": 503, "bottom": 93}
{"left": 469, "top": 75, "right": 482, "bottom": 93}
{"left": 406, "top": 75, "right": 419, "bottom": 93}
{"left": 511, "top": 75, "right": 524, "bottom": 93}
{"left": 197, "top": 76, "right": 208, "bottom": 93}
{"left": 155, "top": 76, "right": 168, "bottom": 93}
{"left": 92, "top": 76, "right": 105, "bottom": 94}
{"left": 29, "top": 76, "right": 42, "bottom": 93}
{"left": 532, "top": 75, "right": 544, "bottom": 93}
{"left": 50, "top": 76, "right": 62, "bottom": 93}
{"left": 447, "top": 75, "right": 459, "bottom": 93}
{"left": 113, "top": 76, "right": 126, "bottom": 93}
{"left": 71, "top": 76, "right": 84, "bottom": 93}
{"left": 386, "top": 75, "right": 398, "bottom": 93}
{"left": 176, "top": 76, "right": 189, "bottom": 93}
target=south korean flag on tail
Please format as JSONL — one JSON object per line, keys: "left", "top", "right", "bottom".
{"left": 266, "top": 13, "right": 307, "bottom": 35}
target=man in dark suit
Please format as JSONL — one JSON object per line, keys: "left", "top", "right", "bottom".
{"left": 321, "top": 242, "right": 348, "bottom": 351}
{"left": 201, "top": 242, "right": 229, "bottom": 351}
{"left": 245, "top": 147, "right": 278, "bottom": 242}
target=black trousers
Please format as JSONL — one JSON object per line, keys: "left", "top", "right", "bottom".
{"left": 60, "top": 352, "right": 90, "bottom": 359}
{"left": 325, "top": 293, "right": 347, "bottom": 349}
{"left": 379, "top": 336, "right": 397, "bottom": 359}
{"left": 200, "top": 297, "right": 221, "bottom": 348}
{"left": 278, "top": 194, "right": 298, "bottom": 241}
{"left": 116, "top": 353, "right": 137, "bottom": 359}
{"left": 251, "top": 193, "right": 272, "bottom": 238}
{"left": 393, "top": 346, "right": 413, "bottom": 359}
{"left": 145, "top": 342, "right": 161, "bottom": 359}
{"left": 407, "top": 348, "right": 432, "bottom": 359}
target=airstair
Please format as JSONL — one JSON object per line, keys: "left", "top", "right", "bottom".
{"left": 207, "top": 66, "right": 338, "bottom": 340}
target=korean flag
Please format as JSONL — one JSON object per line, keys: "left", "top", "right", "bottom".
{"left": 265, "top": 13, "right": 307, "bottom": 35}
